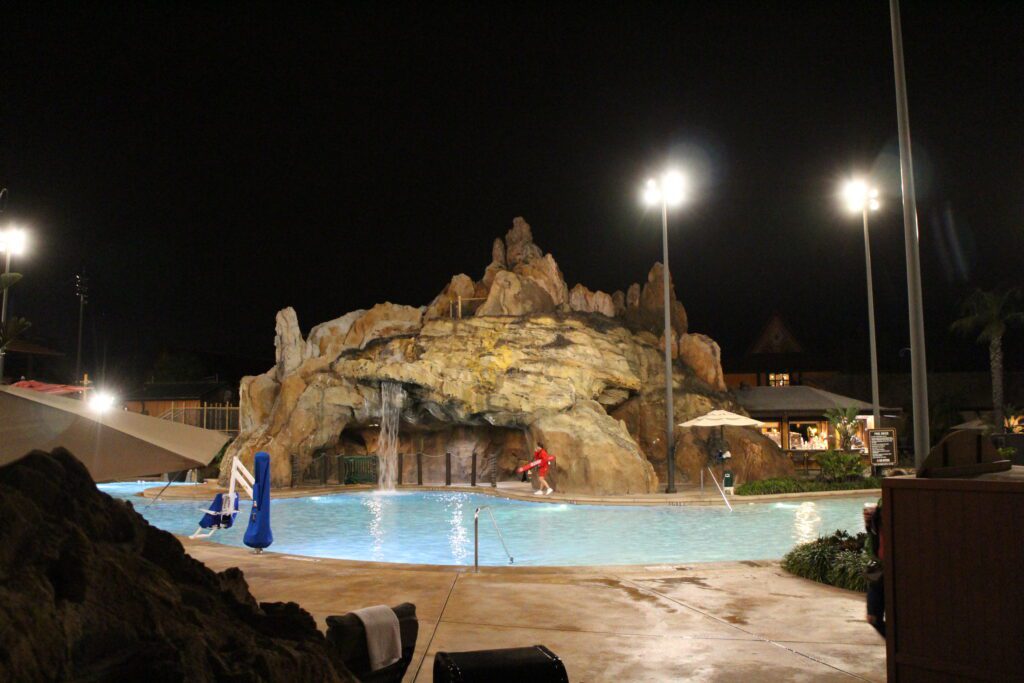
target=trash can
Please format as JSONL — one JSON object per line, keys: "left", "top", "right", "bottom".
{"left": 723, "top": 471, "right": 734, "bottom": 488}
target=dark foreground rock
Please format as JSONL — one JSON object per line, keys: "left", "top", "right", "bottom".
{"left": 0, "top": 448, "right": 357, "bottom": 682}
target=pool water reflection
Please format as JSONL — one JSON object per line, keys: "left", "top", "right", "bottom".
{"left": 99, "top": 484, "right": 873, "bottom": 567}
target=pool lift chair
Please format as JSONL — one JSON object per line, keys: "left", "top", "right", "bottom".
{"left": 191, "top": 452, "right": 274, "bottom": 553}
{"left": 189, "top": 455, "right": 253, "bottom": 539}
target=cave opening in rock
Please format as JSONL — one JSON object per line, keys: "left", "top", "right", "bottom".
{"left": 332, "top": 422, "right": 531, "bottom": 487}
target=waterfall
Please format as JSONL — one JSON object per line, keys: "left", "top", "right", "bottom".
{"left": 378, "top": 381, "right": 405, "bottom": 489}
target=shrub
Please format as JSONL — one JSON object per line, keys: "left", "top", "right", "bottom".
{"left": 735, "top": 477, "right": 881, "bottom": 496}
{"left": 781, "top": 530, "right": 869, "bottom": 592}
{"left": 816, "top": 450, "right": 865, "bottom": 482}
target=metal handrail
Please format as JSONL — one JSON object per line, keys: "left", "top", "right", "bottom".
{"left": 474, "top": 505, "right": 514, "bottom": 571}
{"left": 706, "top": 466, "right": 734, "bottom": 512}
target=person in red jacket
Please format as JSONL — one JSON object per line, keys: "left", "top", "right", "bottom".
{"left": 532, "top": 443, "right": 555, "bottom": 496}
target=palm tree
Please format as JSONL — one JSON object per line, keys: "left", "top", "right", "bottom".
{"left": 951, "top": 288, "right": 1024, "bottom": 431}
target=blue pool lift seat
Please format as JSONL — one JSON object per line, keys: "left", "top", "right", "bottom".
{"left": 191, "top": 492, "right": 239, "bottom": 537}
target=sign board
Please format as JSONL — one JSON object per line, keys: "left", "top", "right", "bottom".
{"left": 868, "top": 428, "right": 897, "bottom": 466}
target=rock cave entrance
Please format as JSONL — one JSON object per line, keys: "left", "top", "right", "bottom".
{"left": 331, "top": 423, "right": 530, "bottom": 486}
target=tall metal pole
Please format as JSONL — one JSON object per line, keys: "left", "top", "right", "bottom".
{"left": 661, "top": 199, "right": 677, "bottom": 493}
{"left": 0, "top": 251, "right": 11, "bottom": 382}
{"left": 75, "top": 275, "right": 87, "bottom": 384}
{"left": 890, "top": 0, "right": 930, "bottom": 467}
{"left": 862, "top": 208, "right": 881, "bottom": 427}
{"left": 76, "top": 295, "right": 84, "bottom": 383}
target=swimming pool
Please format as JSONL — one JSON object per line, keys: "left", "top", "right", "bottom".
{"left": 98, "top": 483, "right": 874, "bottom": 567}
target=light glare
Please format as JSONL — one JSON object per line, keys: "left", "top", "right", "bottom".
{"left": 642, "top": 171, "right": 688, "bottom": 207}
{"left": 88, "top": 391, "right": 117, "bottom": 413}
{"left": 662, "top": 170, "right": 687, "bottom": 206}
{"left": 0, "top": 227, "right": 27, "bottom": 256}
{"left": 642, "top": 179, "right": 661, "bottom": 206}
{"left": 842, "top": 179, "right": 879, "bottom": 213}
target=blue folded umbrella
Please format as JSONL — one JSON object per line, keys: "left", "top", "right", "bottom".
{"left": 243, "top": 451, "right": 273, "bottom": 550}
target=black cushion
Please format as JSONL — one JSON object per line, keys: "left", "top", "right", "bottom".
{"left": 433, "top": 645, "right": 569, "bottom": 683}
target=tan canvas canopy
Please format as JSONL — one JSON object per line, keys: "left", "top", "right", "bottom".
{"left": 0, "top": 385, "right": 229, "bottom": 482}
{"left": 679, "top": 409, "right": 764, "bottom": 428}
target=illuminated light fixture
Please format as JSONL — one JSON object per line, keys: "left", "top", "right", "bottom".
{"left": 0, "top": 227, "right": 28, "bottom": 255}
{"left": 839, "top": 176, "right": 883, "bottom": 433}
{"left": 637, "top": 165, "right": 692, "bottom": 495}
{"left": 642, "top": 170, "right": 688, "bottom": 208}
{"left": 88, "top": 391, "right": 117, "bottom": 413}
{"left": 842, "top": 179, "right": 880, "bottom": 213}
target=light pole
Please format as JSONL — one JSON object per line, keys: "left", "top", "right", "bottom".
{"left": 642, "top": 170, "right": 687, "bottom": 494}
{"left": 0, "top": 227, "right": 28, "bottom": 383}
{"left": 75, "top": 274, "right": 89, "bottom": 384}
{"left": 842, "top": 180, "right": 882, "bottom": 429}
{"left": 890, "top": 0, "right": 930, "bottom": 467}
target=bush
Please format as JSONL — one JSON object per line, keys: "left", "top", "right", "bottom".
{"left": 816, "top": 450, "right": 865, "bottom": 482}
{"left": 781, "top": 530, "right": 869, "bottom": 592}
{"left": 735, "top": 477, "right": 881, "bottom": 496}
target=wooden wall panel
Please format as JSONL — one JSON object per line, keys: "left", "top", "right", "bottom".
{"left": 884, "top": 477, "right": 1024, "bottom": 681}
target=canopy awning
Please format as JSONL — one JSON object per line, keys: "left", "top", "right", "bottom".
{"left": 0, "top": 385, "right": 229, "bottom": 482}
{"left": 11, "top": 380, "right": 87, "bottom": 395}
{"left": 732, "top": 385, "right": 885, "bottom": 417}
{"left": 679, "top": 409, "right": 764, "bottom": 428}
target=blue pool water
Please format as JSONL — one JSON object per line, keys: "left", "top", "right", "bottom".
{"left": 98, "top": 483, "right": 874, "bottom": 567}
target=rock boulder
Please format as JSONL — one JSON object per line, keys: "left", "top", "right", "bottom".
{"left": 0, "top": 448, "right": 358, "bottom": 682}
{"left": 530, "top": 401, "right": 658, "bottom": 494}
{"left": 678, "top": 333, "right": 726, "bottom": 391}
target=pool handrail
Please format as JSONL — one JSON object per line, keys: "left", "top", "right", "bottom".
{"left": 706, "top": 466, "right": 734, "bottom": 511}
{"left": 474, "top": 505, "right": 514, "bottom": 571}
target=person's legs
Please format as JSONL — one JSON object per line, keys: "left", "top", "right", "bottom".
{"left": 866, "top": 579, "right": 886, "bottom": 638}
{"left": 537, "top": 474, "right": 553, "bottom": 494}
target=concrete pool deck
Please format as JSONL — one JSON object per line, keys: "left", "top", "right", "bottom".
{"left": 141, "top": 480, "right": 881, "bottom": 507}
{"left": 181, "top": 539, "right": 885, "bottom": 682}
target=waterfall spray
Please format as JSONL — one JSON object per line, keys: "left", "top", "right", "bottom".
{"left": 378, "top": 381, "right": 405, "bottom": 489}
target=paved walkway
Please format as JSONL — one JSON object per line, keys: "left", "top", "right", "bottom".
{"left": 181, "top": 540, "right": 885, "bottom": 682}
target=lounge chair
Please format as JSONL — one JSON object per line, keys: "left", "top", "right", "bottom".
{"left": 326, "top": 603, "right": 418, "bottom": 683}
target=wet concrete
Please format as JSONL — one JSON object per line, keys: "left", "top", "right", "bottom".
{"left": 180, "top": 539, "right": 885, "bottom": 681}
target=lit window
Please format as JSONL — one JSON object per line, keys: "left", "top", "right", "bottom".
{"left": 768, "top": 372, "right": 790, "bottom": 387}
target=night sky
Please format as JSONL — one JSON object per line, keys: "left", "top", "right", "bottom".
{"left": 2, "top": 2, "right": 1022, "bottom": 388}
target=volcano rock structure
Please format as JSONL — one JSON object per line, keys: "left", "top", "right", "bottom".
{"left": 222, "top": 218, "right": 791, "bottom": 494}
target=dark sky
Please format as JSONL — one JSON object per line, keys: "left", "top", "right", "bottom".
{"left": 2, "top": 1, "right": 1022, "bottom": 387}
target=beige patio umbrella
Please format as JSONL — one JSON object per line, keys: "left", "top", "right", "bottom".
{"left": 0, "top": 385, "right": 229, "bottom": 482}
{"left": 678, "top": 410, "right": 764, "bottom": 509}
{"left": 679, "top": 409, "right": 764, "bottom": 429}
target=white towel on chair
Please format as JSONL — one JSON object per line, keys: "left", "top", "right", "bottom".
{"left": 353, "top": 605, "right": 401, "bottom": 672}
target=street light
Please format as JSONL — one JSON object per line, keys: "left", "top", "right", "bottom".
{"left": 0, "top": 226, "right": 28, "bottom": 383}
{"left": 88, "top": 390, "right": 117, "bottom": 413}
{"left": 841, "top": 180, "right": 882, "bottom": 430}
{"left": 642, "top": 169, "right": 688, "bottom": 494}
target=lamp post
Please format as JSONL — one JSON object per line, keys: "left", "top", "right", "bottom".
{"left": 842, "top": 180, "right": 882, "bottom": 429}
{"left": 0, "top": 227, "right": 28, "bottom": 383}
{"left": 890, "top": 0, "right": 930, "bottom": 467}
{"left": 75, "top": 274, "right": 88, "bottom": 385}
{"left": 642, "top": 170, "right": 687, "bottom": 494}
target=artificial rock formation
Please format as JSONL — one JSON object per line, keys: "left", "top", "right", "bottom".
{"left": 678, "top": 333, "right": 727, "bottom": 392}
{"left": 568, "top": 284, "right": 616, "bottom": 317}
{"left": 0, "top": 448, "right": 358, "bottom": 682}
{"left": 222, "top": 217, "right": 787, "bottom": 494}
